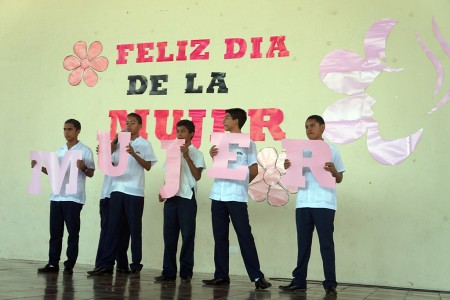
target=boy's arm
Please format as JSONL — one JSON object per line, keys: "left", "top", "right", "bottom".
{"left": 182, "top": 145, "right": 203, "bottom": 181}
{"left": 184, "top": 154, "right": 203, "bottom": 181}
{"left": 127, "top": 144, "right": 152, "bottom": 171}
{"left": 249, "top": 163, "right": 258, "bottom": 183}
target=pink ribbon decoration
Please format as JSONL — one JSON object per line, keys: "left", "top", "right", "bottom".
{"left": 28, "top": 150, "right": 82, "bottom": 195}
{"left": 281, "top": 139, "right": 335, "bottom": 189}
{"left": 97, "top": 131, "right": 130, "bottom": 176}
{"left": 366, "top": 126, "right": 423, "bottom": 165}
{"left": 159, "top": 139, "right": 185, "bottom": 199}
{"left": 207, "top": 132, "right": 250, "bottom": 180}
{"left": 319, "top": 18, "right": 423, "bottom": 165}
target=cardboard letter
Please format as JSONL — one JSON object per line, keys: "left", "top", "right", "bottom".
{"left": 159, "top": 139, "right": 185, "bottom": 199}
{"left": 207, "top": 132, "right": 250, "bottom": 180}
{"left": 281, "top": 139, "right": 335, "bottom": 188}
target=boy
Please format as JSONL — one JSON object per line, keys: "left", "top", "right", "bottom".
{"left": 87, "top": 174, "right": 130, "bottom": 275}
{"left": 33, "top": 119, "right": 95, "bottom": 274}
{"left": 202, "top": 108, "right": 271, "bottom": 290}
{"left": 154, "top": 119, "right": 206, "bottom": 283}
{"left": 280, "top": 115, "right": 345, "bottom": 297}
{"left": 90, "top": 113, "right": 157, "bottom": 276}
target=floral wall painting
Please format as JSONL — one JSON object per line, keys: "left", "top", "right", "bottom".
{"left": 63, "top": 41, "right": 109, "bottom": 87}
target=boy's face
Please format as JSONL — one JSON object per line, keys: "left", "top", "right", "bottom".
{"left": 177, "top": 125, "right": 194, "bottom": 142}
{"left": 305, "top": 119, "right": 325, "bottom": 140}
{"left": 126, "top": 116, "right": 142, "bottom": 135}
{"left": 63, "top": 123, "right": 80, "bottom": 142}
{"left": 223, "top": 113, "right": 238, "bottom": 132}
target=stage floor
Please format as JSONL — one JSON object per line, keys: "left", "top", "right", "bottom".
{"left": 0, "top": 259, "right": 447, "bottom": 299}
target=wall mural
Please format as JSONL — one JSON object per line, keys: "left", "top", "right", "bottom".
{"left": 29, "top": 18, "right": 449, "bottom": 202}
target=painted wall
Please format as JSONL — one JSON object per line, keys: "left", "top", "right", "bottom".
{"left": 0, "top": 0, "right": 449, "bottom": 291}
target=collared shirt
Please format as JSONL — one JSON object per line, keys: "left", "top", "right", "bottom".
{"left": 209, "top": 140, "right": 257, "bottom": 203}
{"left": 164, "top": 144, "right": 206, "bottom": 200}
{"left": 110, "top": 136, "right": 157, "bottom": 197}
{"left": 50, "top": 141, "right": 95, "bottom": 204}
{"left": 295, "top": 142, "right": 345, "bottom": 210}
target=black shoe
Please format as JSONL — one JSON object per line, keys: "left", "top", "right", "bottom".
{"left": 154, "top": 275, "right": 176, "bottom": 282}
{"left": 86, "top": 267, "right": 100, "bottom": 275}
{"left": 325, "top": 286, "right": 337, "bottom": 296}
{"left": 37, "top": 264, "right": 59, "bottom": 273}
{"left": 255, "top": 277, "right": 272, "bottom": 289}
{"left": 116, "top": 268, "right": 131, "bottom": 274}
{"left": 63, "top": 267, "right": 73, "bottom": 275}
{"left": 87, "top": 267, "right": 113, "bottom": 276}
{"left": 202, "top": 278, "right": 230, "bottom": 286}
{"left": 180, "top": 276, "right": 192, "bottom": 283}
{"left": 130, "top": 269, "right": 140, "bottom": 278}
{"left": 279, "top": 283, "right": 307, "bottom": 292}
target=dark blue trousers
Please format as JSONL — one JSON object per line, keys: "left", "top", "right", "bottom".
{"left": 94, "top": 198, "right": 130, "bottom": 269}
{"left": 292, "top": 208, "right": 337, "bottom": 289}
{"left": 211, "top": 200, "right": 264, "bottom": 281}
{"left": 100, "top": 192, "right": 144, "bottom": 271}
{"left": 48, "top": 201, "right": 83, "bottom": 268}
{"left": 162, "top": 194, "right": 197, "bottom": 278}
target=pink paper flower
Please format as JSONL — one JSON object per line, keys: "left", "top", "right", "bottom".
{"left": 63, "top": 41, "right": 108, "bottom": 87}
{"left": 248, "top": 147, "right": 297, "bottom": 207}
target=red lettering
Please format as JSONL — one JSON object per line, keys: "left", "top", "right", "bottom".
{"left": 248, "top": 108, "right": 286, "bottom": 141}
{"left": 116, "top": 44, "right": 134, "bottom": 64}
{"left": 266, "top": 36, "right": 290, "bottom": 58}
{"left": 190, "top": 39, "right": 210, "bottom": 60}
{"left": 224, "top": 38, "right": 247, "bottom": 59}
{"left": 136, "top": 43, "right": 154, "bottom": 63}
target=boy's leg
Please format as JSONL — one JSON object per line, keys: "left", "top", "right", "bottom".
{"left": 313, "top": 208, "right": 337, "bottom": 289}
{"left": 211, "top": 200, "right": 230, "bottom": 280}
{"left": 48, "top": 201, "right": 64, "bottom": 267}
{"left": 178, "top": 195, "right": 197, "bottom": 279}
{"left": 228, "top": 202, "right": 263, "bottom": 281}
{"left": 291, "top": 208, "right": 315, "bottom": 288}
{"left": 123, "top": 194, "right": 144, "bottom": 272}
{"left": 162, "top": 197, "right": 181, "bottom": 278}
{"left": 94, "top": 198, "right": 109, "bottom": 268}
{"left": 62, "top": 201, "right": 83, "bottom": 268}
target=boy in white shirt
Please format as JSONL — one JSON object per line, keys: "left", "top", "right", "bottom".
{"left": 90, "top": 113, "right": 157, "bottom": 276}
{"left": 33, "top": 119, "right": 95, "bottom": 275}
{"left": 154, "top": 120, "right": 206, "bottom": 283}
{"left": 202, "top": 108, "right": 271, "bottom": 290}
{"left": 280, "top": 115, "right": 345, "bottom": 297}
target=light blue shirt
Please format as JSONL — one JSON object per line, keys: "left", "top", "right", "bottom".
{"left": 209, "top": 140, "right": 257, "bottom": 203}
{"left": 295, "top": 142, "right": 345, "bottom": 210}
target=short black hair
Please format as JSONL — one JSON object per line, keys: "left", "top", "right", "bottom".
{"left": 127, "top": 112, "right": 142, "bottom": 125}
{"left": 65, "top": 119, "right": 81, "bottom": 130}
{"left": 225, "top": 108, "right": 247, "bottom": 129}
{"left": 306, "top": 115, "right": 325, "bottom": 125}
{"left": 176, "top": 119, "right": 195, "bottom": 133}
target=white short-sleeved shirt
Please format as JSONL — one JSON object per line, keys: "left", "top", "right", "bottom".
{"left": 50, "top": 141, "right": 95, "bottom": 205}
{"left": 110, "top": 136, "right": 157, "bottom": 197}
{"left": 295, "top": 142, "right": 345, "bottom": 210}
{"left": 209, "top": 140, "right": 257, "bottom": 203}
{"left": 100, "top": 175, "right": 112, "bottom": 200}
{"left": 163, "top": 144, "right": 206, "bottom": 200}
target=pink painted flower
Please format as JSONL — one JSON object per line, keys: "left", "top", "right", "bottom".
{"left": 63, "top": 41, "right": 108, "bottom": 87}
{"left": 248, "top": 147, "right": 297, "bottom": 207}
